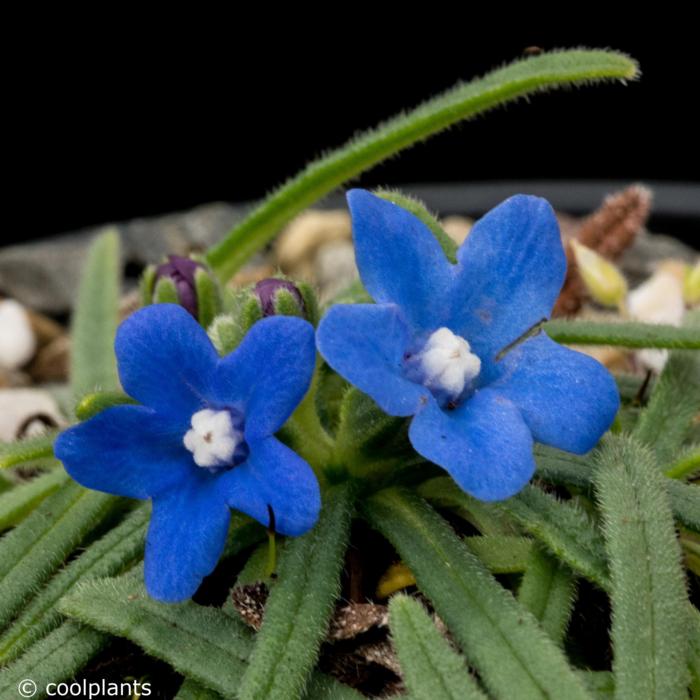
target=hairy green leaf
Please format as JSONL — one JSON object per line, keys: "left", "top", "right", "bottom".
{"left": 0, "top": 622, "right": 106, "bottom": 699}
{"left": 666, "top": 480, "right": 700, "bottom": 532}
{"left": 70, "top": 228, "right": 121, "bottom": 397}
{"left": 59, "top": 570, "right": 252, "bottom": 699}
{"left": 577, "top": 671, "right": 615, "bottom": 699}
{"left": 0, "top": 505, "right": 148, "bottom": 663}
{"left": 0, "top": 433, "right": 57, "bottom": 470}
{"left": 534, "top": 445, "right": 595, "bottom": 490}
{"left": 534, "top": 445, "right": 700, "bottom": 532}
{"left": 389, "top": 594, "right": 487, "bottom": 700}
{"left": 0, "top": 469, "right": 68, "bottom": 532}
{"left": 363, "top": 489, "right": 592, "bottom": 700}
{"left": 417, "top": 477, "right": 518, "bottom": 536}
{"left": 239, "top": 482, "right": 354, "bottom": 700}
{"left": 518, "top": 546, "right": 576, "bottom": 645}
{"left": 0, "top": 481, "right": 117, "bottom": 630}
{"left": 594, "top": 435, "right": 690, "bottom": 699}
{"left": 665, "top": 445, "right": 700, "bottom": 479}
{"left": 303, "top": 674, "right": 367, "bottom": 700}
{"left": 689, "top": 606, "right": 700, "bottom": 697}
{"left": 175, "top": 680, "right": 223, "bottom": 700}
{"left": 59, "top": 567, "right": 360, "bottom": 700}
{"left": 633, "top": 311, "right": 700, "bottom": 465}
{"left": 464, "top": 535, "right": 532, "bottom": 573}
{"left": 500, "top": 485, "right": 609, "bottom": 589}
{"left": 420, "top": 477, "right": 609, "bottom": 588}
{"left": 206, "top": 49, "right": 637, "bottom": 281}
{"left": 544, "top": 318, "right": 700, "bottom": 349}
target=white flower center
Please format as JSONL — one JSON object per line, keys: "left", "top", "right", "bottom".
{"left": 183, "top": 409, "right": 242, "bottom": 468}
{"left": 417, "top": 327, "right": 481, "bottom": 398}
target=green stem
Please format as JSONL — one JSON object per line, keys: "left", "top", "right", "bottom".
{"left": 665, "top": 448, "right": 700, "bottom": 479}
{"left": 544, "top": 319, "right": 700, "bottom": 349}
{"left": 206, "top": 49, "right": 637, "bottom": 281}
{"left": 282, "top": 361, "right": 334, "bottom": 475}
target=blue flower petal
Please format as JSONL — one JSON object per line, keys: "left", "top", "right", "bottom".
{"left": 451, "top": 195, "right": 566, "bottom": 362}
{"left": 409, "top": 390, "right": 535, "bottom": 501}
{"left": 348, "top": 189, "right": 454, "bottom": 330}
{"left": 317, "top": 303, "right": 428, "bottom": 417}
{"left": 54, "top": 405, "right": 192, "bottom": 499}
{"left": 213, "top": 316, "right": 316, "bottom": 441}
{"left": 145, "top": 475, "right": 230, "bottom": 602}
{"left": 115, "top": 304, "right": 219, "bottom": 423}
{"left": 218, "top": 436, "right": 320, "bottom": 536}
{"left": 490, "top": 334, "right": 619, "bottom": 454}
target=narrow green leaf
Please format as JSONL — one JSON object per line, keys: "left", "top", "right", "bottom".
{"left": 594, "top": 435, "right": 690, "bottom": 699}
{"left": 577, "top": 671, "right": 615, "bottom": 699}
{"left": 0, "top": 505, "right": 149, "bottom": 663}
{"left": 175, "top": 680, "right": 224, "bottom": 700}
{"left": 70, "top": 228, "right": 121, "bottom": 397}
{"left": 633, "top": 311, "right": 700, "bottom": 465}
{"left": 206, "top": 49, "right": 637, "bottom": 281}
{"left": 665, "top": 445, "right": 700, "bottom": 479}
{"left": 534, "top": 444, "right": 595, "bottom": 490}
{"left": 239, "top": 482, "right": 355, "bottom": 700}
{"left": 389, "top": 594, "right": 488, "bottom": 700}
{"left": 363, "top": 489, "right": 592, "bottom": 700}
{"left": 500, "top": 485, "right": 609, "bottom": 589}
{"left": 417, "top": 477, "right": 518, "bottom": 536}
{"left": 0, "top": 433, "right": 56, "bottom": 470}
{"left": 0, "top": 622, "right": 106, "bottom": 700}
{"left": 303, "top": 675, "right": 367, "bottom": 700}
{"left": 59, "top": 570, "right": 252, "bottom": 700}
{"left": 420, "top": 477, "right": 609, "bottom": 588}
{"left": 662, "top": 480, "right": 700, "bottom": 533}
{"left": 518, "top": 546, "right": 576, "bottom": 645}
{"left": 464, "top": 535, "right": 532, "bottom": 573}
{"left": 534, "top": 445, "right": 700, "bottom": 532}
{"left": 175, "top": 673, "right": 366, "bottom": 700}
{"left": 0, "top": 469, "right": 68, "bottom": 531}
{"left": 615, "top": 373, "right": 654, "bottom": 402}
{"left": 60, "top": 564, "right": 363, "bottom": 700}
{"left": 544, "top": 318, "right": 700, "bottom": 349}
{"left": 689, "top": 606, "right": 700, "bottom": 698}
{"left": 0, "top": 481, "right": 118, "bottom": 629}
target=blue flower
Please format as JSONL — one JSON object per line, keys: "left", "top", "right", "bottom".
{"left": 55, "top": 304, "right": 321, "bottom": 602}
{"left": 317, "top": 190, "right": 619, "bottom": 501}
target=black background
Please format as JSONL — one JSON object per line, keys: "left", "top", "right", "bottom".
{"left": 8, "top": 26, "right": 699, "bottom": 244}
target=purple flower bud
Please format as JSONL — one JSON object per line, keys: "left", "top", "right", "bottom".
{"left": 155, "top": 255, "right": 203, "bottom": 317}
{"left": 254, "top": 278, "right": 305, "bottom": 317}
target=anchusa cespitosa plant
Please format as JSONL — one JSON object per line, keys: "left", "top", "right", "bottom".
{"left": 2, "top": 48, "right": 699, "bottom": 700}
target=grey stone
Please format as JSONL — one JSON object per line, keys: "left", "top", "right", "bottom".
{"left": 0, "top": 202, "right": 246, "bottom": 314}
{"left": 620, "top": 230, "right": 698, "bottom": 285}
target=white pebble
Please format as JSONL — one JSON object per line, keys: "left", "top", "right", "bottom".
{"left": 0, "top": 300, "right": 37, "bottom": 370}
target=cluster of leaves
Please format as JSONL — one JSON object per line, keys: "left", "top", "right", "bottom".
{"left": 1, "top": 47, "right": 699, "bottom": 700}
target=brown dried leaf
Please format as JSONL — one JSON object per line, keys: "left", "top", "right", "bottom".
{"left": 554, "top": 185, "right": 652, "bottom": 316}
{"left": 230, "top": 582, "right": 268, "bottom": 631}
{"left": 327, "top": 603, "right": 389, "bottom": 641}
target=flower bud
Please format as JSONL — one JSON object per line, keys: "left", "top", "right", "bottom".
{"left": 684, "top": 261, "right": 700, "bottom": 306}
{"left": 140, "top": 255, "right": 221, "bottom": 327}
{"left": 253, "top": 278, "right": 319, "bottom": 325}
{"left": 207, "top": 278, "right": 319, "bottom": 356}
{"left": 570, "top": 240, "right": 628, "bottom": 309}
{"left": 254, "top": 279, "right": 305, "bottom": 317}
